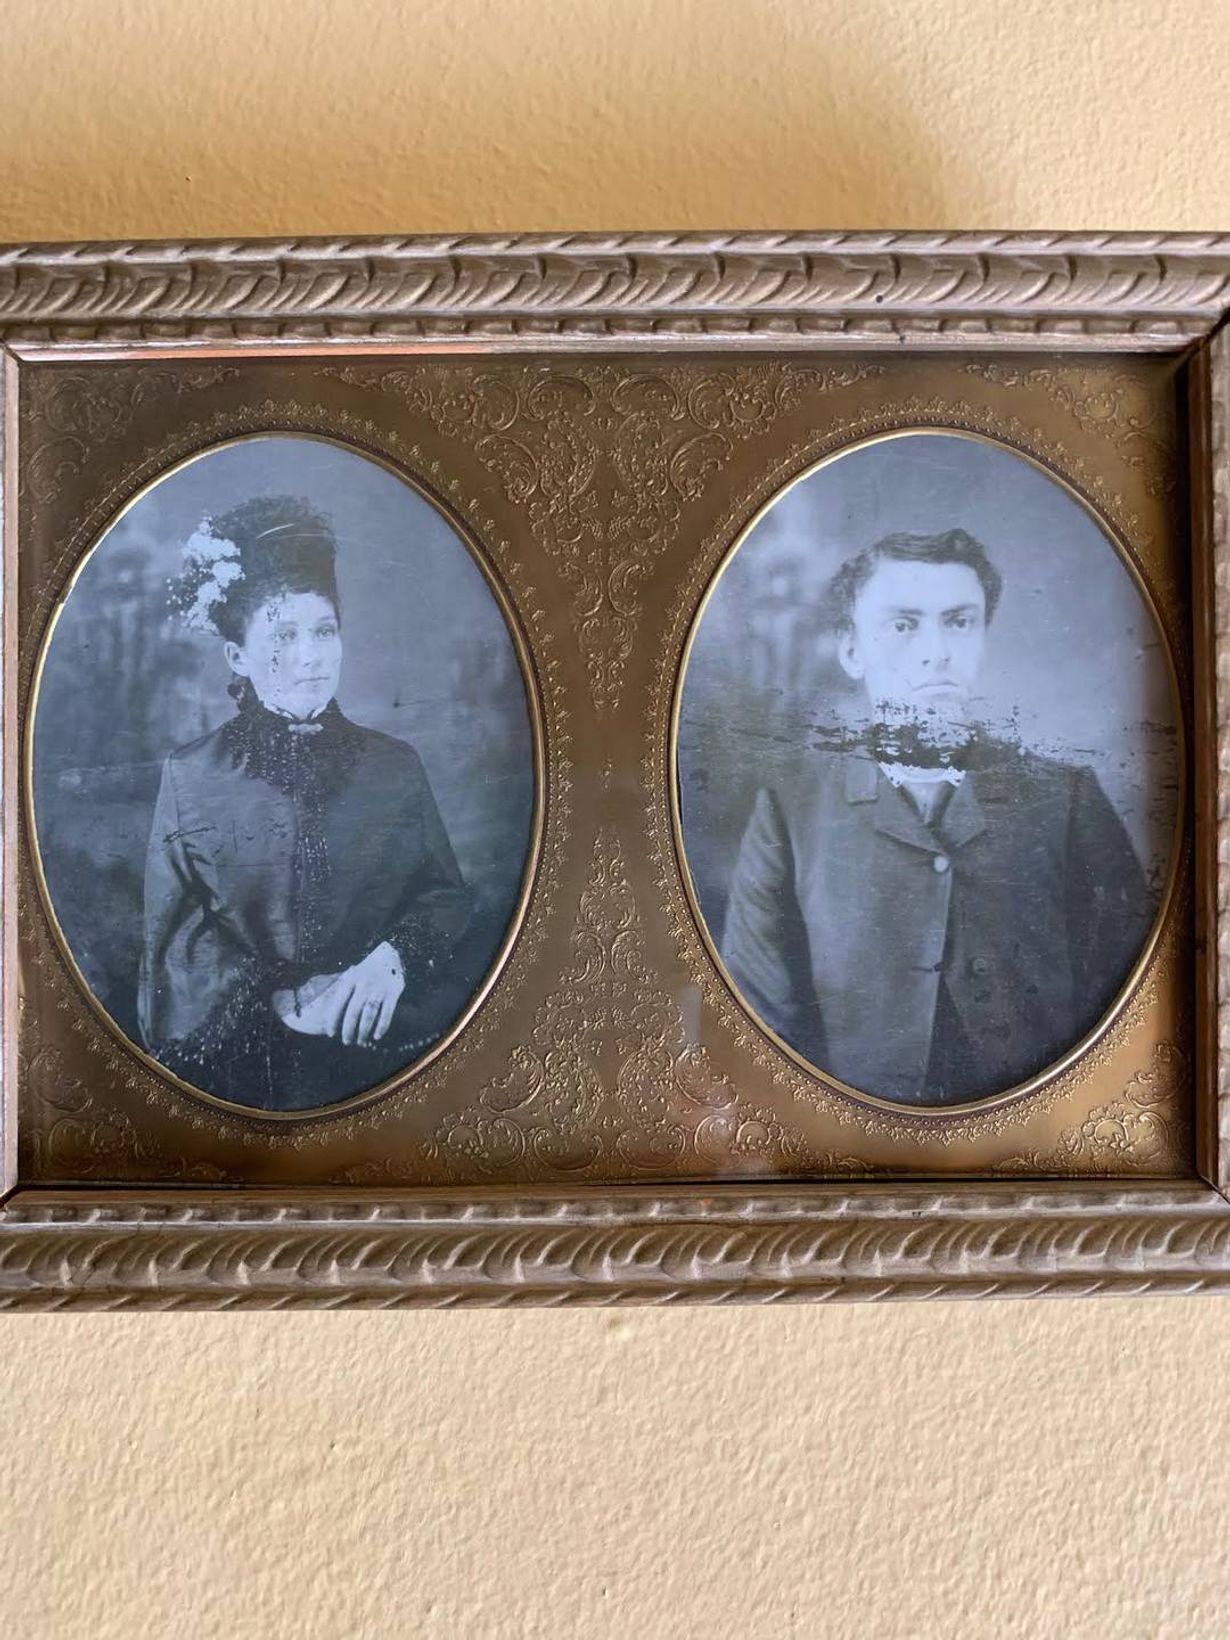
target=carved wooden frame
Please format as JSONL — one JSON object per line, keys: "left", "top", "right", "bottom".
{"left": 2, "top": 231, "right": 1229, "bottom": 1308}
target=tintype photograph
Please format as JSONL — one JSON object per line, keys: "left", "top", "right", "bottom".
{"left": 677, "top": 430, "right": 1182, "bottom": 1109}
{"left": 29, "top": 434, "right": 537, "bottom": 1115}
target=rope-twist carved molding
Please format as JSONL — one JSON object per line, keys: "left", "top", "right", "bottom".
{"left": 2, "top": 233, "right": 1230, "bottom": 341}
{"left": 1, "top": 1190, "right": 1228, "bottom": 1308}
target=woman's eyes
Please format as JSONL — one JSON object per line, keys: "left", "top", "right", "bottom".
{"left": 272, "top": 624, "right": 338, "bottom": 641}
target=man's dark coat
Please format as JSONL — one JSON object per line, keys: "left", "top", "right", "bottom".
{"left": 719, "top": 742, "right": 1154, "bottom": 1104}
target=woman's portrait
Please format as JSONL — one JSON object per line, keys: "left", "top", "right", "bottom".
{"left": 677, "top": 432, "right": 1181, "bottom": 1109}
{"left": 32, "top": 437, "right": 537, "bottom": 1114}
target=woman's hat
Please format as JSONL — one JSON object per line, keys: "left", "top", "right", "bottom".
{"left": 170, "top": 495, "right": 340, "bottom": 642}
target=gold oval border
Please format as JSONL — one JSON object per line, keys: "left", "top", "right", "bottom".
{"left": 24, "top": 429, "right": 547, "bottom": 1124}
{"left": 668, "top": 424, "right": 1187, "bottom": 1120}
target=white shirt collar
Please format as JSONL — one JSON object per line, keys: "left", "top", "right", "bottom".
{"left": 879, "top": 762, "right": 965, "bottom": 789}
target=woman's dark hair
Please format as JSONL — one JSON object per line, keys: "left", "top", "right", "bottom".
{"left": 206, "top": 495, "right": 340, "bottom": 645}
{"left": 822, "top": 528, "right": 1003, "bottom": 631}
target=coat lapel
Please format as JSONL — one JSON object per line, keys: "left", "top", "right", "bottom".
{"left": 843, "top": 751, "right": 989, "bottom": 855}
{"left": 937, "top": 774, "right": 987, "bottom": 850}
{"left": 844, "top": 755, "right": 942, "bottom": 855}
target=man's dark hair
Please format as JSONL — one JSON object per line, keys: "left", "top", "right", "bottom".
{"left": 822, "top": 528, "right": 1003, "bottom": 631}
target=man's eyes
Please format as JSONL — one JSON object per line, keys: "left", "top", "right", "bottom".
{"left": 890, "top": 617, "right": 917, "bottom": 634}
{"left": 945, "top": 612, "right": 976, "bottom": 630}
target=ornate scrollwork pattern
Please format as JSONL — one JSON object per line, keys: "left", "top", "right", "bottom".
{"left": 8, "top": 347, "right": 1200, "bottom": 1208}
{"left": 426, "top": 825, "right": 808, "bottom": 1180}
{"left": 994, "top": 1043, "right": 1188, "bottom": 1175}
{"left": 19, "top": 366, "right": 242, "bottom": 514}
{"left": 963, "top": 362, "right": 1178, "bottom": 496}
{"left": 324, "top": 361, "right": 882, "bottom": 712}
{"left": 20, "top": 998, "right": 236, "bottom": 1185}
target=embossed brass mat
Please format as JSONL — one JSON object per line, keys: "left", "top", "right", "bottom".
{"left": 14, "top": 351, "right": 1192, "bottom": 1186}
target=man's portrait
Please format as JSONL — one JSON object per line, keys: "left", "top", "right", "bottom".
{"left": 32, "top": 436, "right": 536, "bottom": 1114}
{"left": 677, "top": 433, "right": 1181, "bottom": 1107}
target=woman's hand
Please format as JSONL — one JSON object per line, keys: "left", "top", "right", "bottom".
{"left": 271, "top": 970, "right": 342, "bottom": 1036}
{"left": 272, "top": 942, "right": 405, "bottom": 1046}
{"left": 318, "top": 940, "right": 406, "bottom": 1046}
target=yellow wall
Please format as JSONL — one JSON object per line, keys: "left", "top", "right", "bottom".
{"left": 2, "top": 3, "right": 1229, "bottom": 1635}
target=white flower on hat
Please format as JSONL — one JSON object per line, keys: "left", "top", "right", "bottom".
{"left": 171, "top": 519, "right": 245, "bottom": 635}
{"left": 181, "top": 522, "right": 240, "bottom": 568}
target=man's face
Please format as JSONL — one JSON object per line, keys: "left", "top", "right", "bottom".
{"left": 225, "top": 591, "right": 343, "bottom": 721}
{"left": 837, "top": 557, "right": 988, "bottom": 724}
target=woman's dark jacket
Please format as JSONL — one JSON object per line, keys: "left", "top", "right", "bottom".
{"left": 137, "top": 696, "right": 472, "bottom": 1110}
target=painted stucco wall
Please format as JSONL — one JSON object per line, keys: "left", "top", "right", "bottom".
{"left": 2, "top": 3, "right": 1228, "bottom": 1635}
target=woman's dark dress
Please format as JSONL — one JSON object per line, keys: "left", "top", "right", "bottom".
{"left": 138, "top": 696, "right": 473, "bottom": 1110}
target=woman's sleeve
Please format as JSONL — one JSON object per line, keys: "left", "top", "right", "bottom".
{"left": 137, "top": 756, "right": 272, "bottom": 1092}
{"left": 137, "top": 757, "right": 195, "bottom": 1052}
{"left": 383, "top": 757, "right": 474, "bottom": 981}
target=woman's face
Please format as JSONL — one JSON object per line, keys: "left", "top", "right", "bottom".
{"left": 224, "top": 591, "right": 342, "bottom": 720}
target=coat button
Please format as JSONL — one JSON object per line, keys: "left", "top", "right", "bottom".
{"left": 932, "top": 854, "right": 951, "bottom": 874}
{"left": 971, "top": 956, "right": 990, "bottom": 975}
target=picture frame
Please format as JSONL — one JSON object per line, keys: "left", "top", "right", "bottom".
{"left": 1, "top": 230, "right": 1228, "bottom": 1307}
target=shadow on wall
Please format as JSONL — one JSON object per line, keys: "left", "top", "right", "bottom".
{"left": 0, "top": 0, "right": 963, "bottom": 236}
